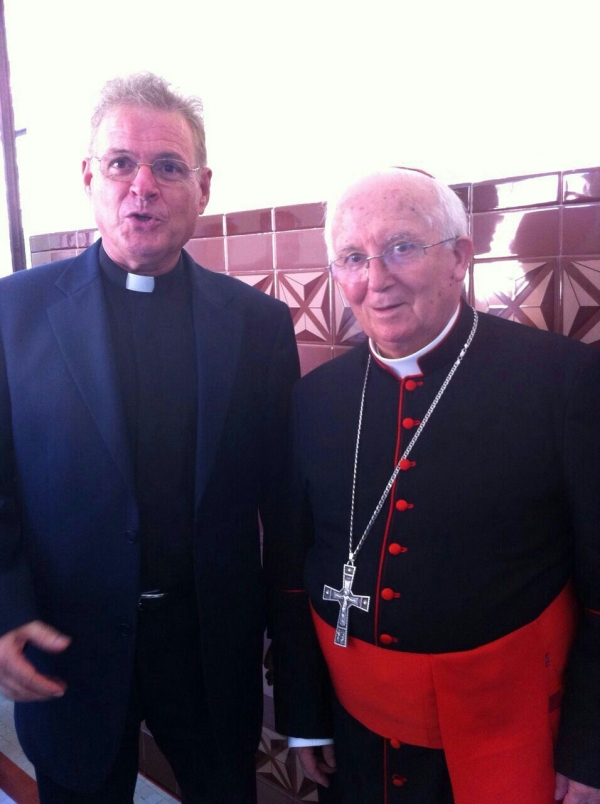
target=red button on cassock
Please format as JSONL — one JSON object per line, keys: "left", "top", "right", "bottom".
{"left": 392, "top": 775, "right": 407, "bottom": 787}
{"left": 395, "top": 499, "right": 414, "bottom": 512}
{"left": 381, "top": 587, "right": 400, "bottom": 600}
{"left": 388, "top": 543, "right": 408, "bottom": 555}
{"left": 402, "top": 417, "right": 420, "bottom": 429}
{"left": 379, "top": 634, "right": 394, "bottom": 645}
{"left": 400, "top": 459, "right": 416, "bottom": 471}
{"left": 405, "top": 380, "right": 418, "bottom": 391}
{"left": 390, "top": 739, "right": 402, "bottom": 749}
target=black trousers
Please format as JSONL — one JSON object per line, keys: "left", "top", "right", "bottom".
{"left": 318, "top": 697, "right": 454, "bottom": 804}
{"left": 36, "top": 599, "right": 257, "bottom": 804}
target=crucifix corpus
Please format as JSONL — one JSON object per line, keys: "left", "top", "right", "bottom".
{"left": 323, "top": 563, "right": 370, "bottom": 647}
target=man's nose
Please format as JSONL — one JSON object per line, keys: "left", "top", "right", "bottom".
{"left": 367, "top": 255, "right": 394, "bottom": 290}
{"left": 129, "top": 164, "right": 159, "bottom": 198}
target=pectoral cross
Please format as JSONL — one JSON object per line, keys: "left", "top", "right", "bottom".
{"left": 323, "top": 563, "right": 370, "bottom": 647}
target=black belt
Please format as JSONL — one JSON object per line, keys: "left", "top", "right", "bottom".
{"left": 138, "top": 588, "right": 194, "bottom": 612}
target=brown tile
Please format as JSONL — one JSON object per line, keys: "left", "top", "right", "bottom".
{"left": 472, "top": 259, "right": 557, "bottom": 331}
{"left": 563, "top": 168, "right": 600, "bottom": 204}
{"left": 229, "top": 272, "right": 276, "bottom": 297}
{"left": 258, "top": 725, "right": 319, "bottom": 801}
{"left": 561, "top": 257, "right": 600, "bottom": 345}
{"left": 49, "top": 249, "right": 78, "bottom": 262}
{"left": 333, "top": 345, "right": 354, "bottom": 359}
{"left": 563, "top": 204, "right": 600, "bottom": 256}
{"left": 0, "top": 751, "right": 39, "bottom": 804}
{"left": 298, "top": 344, "right": 334, "bottom": 376}
{"left": 472, "top": 208, "right": 559, "bottom": 259}
{"left": 273, "top": 203, "right": 325, "bottom": 232}
{"left": 257, "top": 777, "right": 299, "bottom": 803}
{"left": 193, "top": 213, "right": 225, "bottom": 238}
{"left": 31, "top": 251, "right": 51, "bottom": 267}
{"left": 225, "top": 208, "right": 272, "bottom": 236}
{"left": 277, "top": 270, "right": 331, "bottom": 344}
{"left": 185, "top": 237, "right": 226, "bottom": 272}
{"left": 227, "top": 233, "right": 274, "bottom": 272}
{"left": 274, "top": 229, "right": 328, "bottom": 270}
{"left": 138, "top": 726, "right": 180, "bottom": 795}
{"left": 76, "top": 229, "right": 98, "bottom": 248}
{"left": 332, "top": 280, "right": 367, "bottom": 346}
{"left": 472, "top": 174, "right": 559, "bottom": 213}
{"left": 450, "top": 184, "right": 470, "bottom": 214}
{"left": 29, "top": 231, "right": 78, "bottom": 252}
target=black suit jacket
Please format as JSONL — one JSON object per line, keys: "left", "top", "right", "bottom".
{"left": 273, "top": 304, "right": 600, "bottom": 787}
{"left": 0, "top": 240, "right": 299, "bottom": 791}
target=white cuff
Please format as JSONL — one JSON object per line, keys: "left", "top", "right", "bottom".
{"left": 287, "top": 737, "right": 334, "bottom": 747}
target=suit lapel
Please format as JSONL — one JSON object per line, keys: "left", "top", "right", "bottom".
{"left": 187, "top": 256, "right": 243, "bottom": 508}
{"left": 47, "top": 243, "right": 134, "bottom": 490}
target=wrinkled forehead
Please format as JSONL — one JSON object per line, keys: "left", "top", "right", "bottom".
{"left": 331, "top": 173, "right": 439, "bottom": 247}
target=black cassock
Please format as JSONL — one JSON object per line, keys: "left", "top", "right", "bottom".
{"left": 273, "top": 303, "right": 600, "bottom": 804}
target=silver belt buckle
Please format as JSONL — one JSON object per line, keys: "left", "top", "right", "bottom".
{"left": 138, "top": 589, "right": 166, "bottom": 610}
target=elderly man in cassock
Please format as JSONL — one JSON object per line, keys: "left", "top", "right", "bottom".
{"left": 272, "top": 167, "right": 600, "bottom": 804}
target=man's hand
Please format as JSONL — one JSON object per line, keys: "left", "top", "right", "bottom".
{"left": 556, "top": 773, "right": 600, "bottom": 803}
{"left": 0, "top": 620, "right": 70, "bottom": 701}
{"left": 294, "top": 744, "right": 337, "bottom": 787}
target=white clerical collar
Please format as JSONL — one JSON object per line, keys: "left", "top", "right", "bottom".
{"left": 369, "top": 305, "right": 461, "bottom": 378}
{"left": 125, "top": 273, "right": 155, "bottom": 293}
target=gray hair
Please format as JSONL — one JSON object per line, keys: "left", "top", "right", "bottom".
{"left": 89, "top": 72, "right": 207, "bottom": 167}
{"left": 324, "top": 167, "right": 468, "bottom": 258}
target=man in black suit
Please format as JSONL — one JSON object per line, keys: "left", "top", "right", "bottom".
{"left": 0, "top": 72, "right": 299, "bottom": 803}
{"left": 272, "top": 168, "right": 600, "bottom": 804}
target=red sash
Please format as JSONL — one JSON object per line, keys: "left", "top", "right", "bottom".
{"left": 312, "top": 585, "right": 577, "bottom": 804}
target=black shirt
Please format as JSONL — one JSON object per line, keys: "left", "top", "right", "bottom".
{"left": 100, "top": 245, "right": 198, "bottom": 592}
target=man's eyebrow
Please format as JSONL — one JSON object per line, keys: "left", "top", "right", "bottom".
{"left": 337, "top": 232, "right": 416, "bottom": 255}
{"left": 102, "top": 148, "right": 188, "bottom": 161}
{"left": 382, "top": 231, "right": 416, "bottom": 247}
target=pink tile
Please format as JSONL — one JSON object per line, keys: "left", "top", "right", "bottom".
{"left": 331, "top": 280, "right": 367, "bottom": 346}
{"left": 472, "top": 174, "right": 559, "bottom": 212}
{"left": 274, "top": 229, "right": 328, "bottom": 270}
{"left": 227, "top": 232, "right": 274, "bottom": 272}
{"left": 193, "top": 214, "right": 224, "bottom": 238}
{"left": 229, "top": 272, "right": 275, "bottom": 297}
{"left": 77, "top": 229, "right": 98, "bottom": 248}
{"left": 297, "top": 344, "right": 334, "bottom": 376}
{"left": 561, "top": 258, "right": 600, "bottom": 345}
{"left": 333, "top": 345, "right": 354, "bottom": 359}
{"left": 29, "top": 231, "right": 79, "bottom": 252}
{"left": 563, "top": 168, "right": 600, "bottom": 204}
{"left": 185, "top": 237, "right": 226, "bottom": 272}
{"left": 277, "top": 270, "right": 331, "bottom": 344}
{"left": 472, "top": 208, "right": 559, "bottom": 259}
{"left": 273, "top": 203, "right": 325, "bottom": 232}
{"left": 225, "top": 208, "right": 272, "bottom": 236}
{"left": 563, "top": 205, "right": 600, "bottom": 256}
{"left": 30, "top": 248, "right": 77, "bottom": 265}
{"left": 472, "top": 258, "right": 557, "bottom": 331}
{"left": 31, "top": 251, "right": 50, "bottom": 267}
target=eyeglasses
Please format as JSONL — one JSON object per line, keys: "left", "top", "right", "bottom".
{"left": 92, "top": 154, "right": 201, "bottom": 185}
{"left": 328, "top": 237, "right": 457, "bottom": 283}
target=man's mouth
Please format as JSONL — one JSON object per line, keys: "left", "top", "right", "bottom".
{"left": 129, "top": 213, "right": 156, "bottom": 222}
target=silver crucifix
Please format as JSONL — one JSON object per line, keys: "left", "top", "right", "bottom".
{"left": 323, "top": 563, "right": 370, "bottom": 647}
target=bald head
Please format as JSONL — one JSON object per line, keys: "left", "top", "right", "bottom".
{"left": 325, "top": 168, "right": 468, "bottom": 259}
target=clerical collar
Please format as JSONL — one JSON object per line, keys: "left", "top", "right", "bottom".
{"left": 126, "top": 273, "right": 154, "bottom": 292}
{"left": 99, "top": 243, "right": 184, "bottom": 295}
{"left": 369, "top": 304, "right": 460, "bottom": 379}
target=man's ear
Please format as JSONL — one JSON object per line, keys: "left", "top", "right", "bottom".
{"left": 197, "top": 167, "right": 212, "bottom": 215}
{"left": 451, "top": 236, "right": 474, "bottom": 283}
{"left": 82, "top": 158, "right": 93, "bottom": 198}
